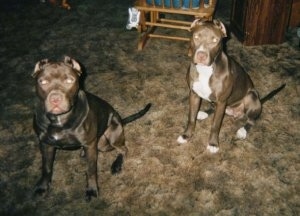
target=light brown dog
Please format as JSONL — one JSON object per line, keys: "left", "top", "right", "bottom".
{"left": 177, "top": 19, "right": 285, "bottom": 153}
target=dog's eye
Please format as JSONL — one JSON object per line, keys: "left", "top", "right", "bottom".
{"left": 194, "top": 34, "right": 202, "bottom": 41}
{"left": 212, "top": 37, "right": 219, "bottom": 43}
{"left": 65, "top": 77, "right": 75, "bottom": 84}
{"left": 39, "top": 79, "right": 48, "bottom": 85}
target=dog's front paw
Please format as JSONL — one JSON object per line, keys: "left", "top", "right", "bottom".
{"left": 177, "top": 135, "right": 188, "bottom": 144}
{"left": 85, "top": 188, "right": 98, "bottom": 202}
{"left": 236, "top": 127, "right": 247, "bottom": 139}
{"left": 34, "top": 179, "right": 50, "bottom": 197}
{"left": 34, "top": 186, "right": 48, "bottom": 197}
{"left": 207, "top": 144, "right": 219, "bottom": 153}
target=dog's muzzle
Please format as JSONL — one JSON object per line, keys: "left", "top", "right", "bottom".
{"left": 195, "top": 51, "right": 208, "bottom": 64}
{"left": 45, "top": 90, "right": 70, "bottom": 115}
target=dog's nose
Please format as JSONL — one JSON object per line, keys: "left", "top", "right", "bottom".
{"left": 196, "top": 51, "right": 208, "bottom": 62}
{"left": 49, "top": 93, "right": 62, "bottom": 105}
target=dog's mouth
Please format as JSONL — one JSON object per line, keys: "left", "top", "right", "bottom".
{"left": 45, "top": 100, "right": 72, "bottom": 115}
{"left": 49, "top": 106, "right": 68, "bottom": 115}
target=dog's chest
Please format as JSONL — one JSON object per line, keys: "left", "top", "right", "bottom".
{"left": 192, "top": 65, "right": 213, "bottom": 101}
{"left": 44, "top": 127, "right": 82, "bottom": 149}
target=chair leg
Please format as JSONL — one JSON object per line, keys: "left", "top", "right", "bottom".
{"left": 138, "top": 11, "right": 147, "bottom": 33}
{"left": 138, "top": 26, "right": 156, "bottom": 50}
{"left": 138, "top": 11, "right": 158, "bottom": 50}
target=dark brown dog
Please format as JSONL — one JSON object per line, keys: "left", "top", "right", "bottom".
{"left": 177, "top": 19, "right": 284, "bottom": 153}
{"left": 32, "top": 56, "right": 151, "bottom": 201}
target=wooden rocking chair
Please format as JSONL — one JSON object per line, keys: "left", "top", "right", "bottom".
{"left": 134, "top": 0, "right": 218, "bottom": 50}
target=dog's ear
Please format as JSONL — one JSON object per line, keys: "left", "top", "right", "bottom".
{"left": 189, "top": 18, "right": 205, "bottom": 31}
{"left": 64, "top": 56, "right": 82, "bottom": 76}
{"left": 213, "top": 19, "right": 227, "bottom": 38}
{"left": 190, "top": 19, "right": 200, "bottom": 31}
{"left": 189, "top": 18, "right": 211, "bottom": 32}
{"left": 32, "top": 59, "right": 49, "bottom": 78}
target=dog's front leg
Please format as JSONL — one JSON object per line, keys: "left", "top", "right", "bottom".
{"left": 207, "top": 101, "right": 226, "bottom": 153}
{"left": 34, "top": 143, "right": 56, "bottom": 196}
{"left": 84, "top": 141, "right": 98, "bottom": 201}
{"left": 177, "top": 90, "right": 201, "bottom": 144}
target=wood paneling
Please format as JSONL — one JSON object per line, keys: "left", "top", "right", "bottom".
{"left": 289, "top": 0, "right": 300, "bottom": 27}
{"left": 230, "top": 0, "right": 292, "bottom": 45}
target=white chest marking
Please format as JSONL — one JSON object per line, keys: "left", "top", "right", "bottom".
{"left": 192, "top": 65, "right": 213, "bottom": 101}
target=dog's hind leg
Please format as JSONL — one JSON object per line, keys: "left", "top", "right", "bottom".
{"left": 102, "top": 115, "right": 128, "bottom": 174}
{"left": 197, "top": 105, "right": 215, "bottom": 120}
{"left": 234, "top": 90, "right": 262, "bottom": 139}
{"left": 234, "top": 115, "right": 249, "bottom": 139}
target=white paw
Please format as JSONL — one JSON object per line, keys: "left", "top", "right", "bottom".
{"left": 207, "top": 145, "right": 219, "bottom": 153}
{"left": 177, "top": 135, "right": 187, "bottom": 144}
{"left": 236, "top": 127, "right": 247, "bottom": 139}
{"left": 197, "top": 111, "right": 208, "bottom": 120}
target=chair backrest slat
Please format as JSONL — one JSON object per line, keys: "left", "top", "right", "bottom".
{"left": 144, "top": 0, "right": 214, "bottom": 9}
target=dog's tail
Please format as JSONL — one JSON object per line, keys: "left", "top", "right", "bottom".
{"left": 260, "top": 84, "right": 286, "bottom": 104}
{"left": 122, "top": 103, "right": 152, "bottom": 125}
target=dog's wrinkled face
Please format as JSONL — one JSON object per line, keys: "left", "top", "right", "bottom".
{"left": 32, "top": 56, "right": 82, "bottom": 115}
{"left": 190, "top": 19, "right": 227, "bottom": 66}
